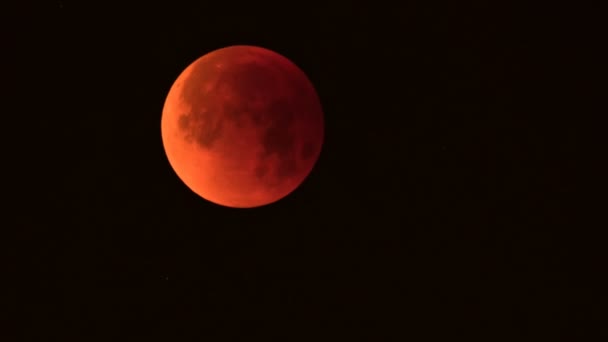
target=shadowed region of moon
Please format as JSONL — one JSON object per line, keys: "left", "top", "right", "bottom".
{"left": 161, "top": 45, "right": 324, "bottom": 208}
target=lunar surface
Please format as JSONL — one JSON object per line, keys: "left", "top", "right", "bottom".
{"left": 161, "top": 45, "right": 324, "bottom": 208}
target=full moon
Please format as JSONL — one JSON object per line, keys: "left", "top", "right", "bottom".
{"left": 161, "top": 45, "right": 324, "bottom": 208}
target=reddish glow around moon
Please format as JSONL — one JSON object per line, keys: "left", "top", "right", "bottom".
{"left": 161, "top": 45, "right": 324, "bottom": 208}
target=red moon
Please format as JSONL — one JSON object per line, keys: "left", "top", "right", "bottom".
{"left": 161, "top": 45, "right": 324, "bottom": 208}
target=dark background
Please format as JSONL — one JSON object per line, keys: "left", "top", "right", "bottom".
{"left": 4, "top": 1, "right": 594, "bottom": 341}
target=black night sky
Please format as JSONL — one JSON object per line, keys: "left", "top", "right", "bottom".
{"left": 5, "top": 2, "right": 593, "bottom": 340}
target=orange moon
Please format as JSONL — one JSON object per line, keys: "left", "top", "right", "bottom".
{"left": 161, "top": 45, "right": 324, "bottom": 208}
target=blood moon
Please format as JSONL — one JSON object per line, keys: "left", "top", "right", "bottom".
{"left": 161, "top": 45, "right": 324, "bottom": 208}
